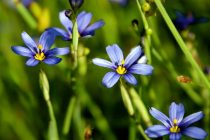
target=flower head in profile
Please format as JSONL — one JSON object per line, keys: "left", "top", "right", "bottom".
{"left": 92, "top": 44, "right": 153, "bottom": 88}
{"left": 48, "top": 11, "right": 104, "bottom": 41}
{"left": 11, "top": 31, "right": 70, "bottom": 66}
{"left": 69, "top": 0, "right": 84, "bottom": 11}
{"left": 173, "top": 11, "right": 208, "bottom": 31}
{"left": 145, "top": 102, "right": 207, "bottom": 140}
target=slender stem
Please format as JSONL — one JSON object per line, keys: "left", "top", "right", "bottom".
{"left": 72, "top": 21, "right": 79, "bottom": 69}
{"left": 137, "top": 124, "right": 150, "bottom": 140}
{"left": 154, "top": 0, "right": 210, "bottom": 92}
{"left": 136, "top": 0, "right": 152, "bottom": 64}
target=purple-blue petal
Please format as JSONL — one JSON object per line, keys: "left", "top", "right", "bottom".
{"left": 45, "top": 47, "right": 70, "bottom": 56}
{"left": 11, "top": 46, "right": 34, "bottom": 57}
{"left": 180, "top": 111, "right": 204, "bottom": 128}
{"left": 149, "top": 107, "right": 172, "bottom": 128}
{"left": 81, "top": 20, "right": 105, "bottom": 36}
{"left": 123, "top": 73, "right": 137, "bottom": 85}
{"left": 43, "top": 57, "right": 62, "bottom": 65}
{"left": 169, "top": 102, "right": 185, "bottom": 123}
{"left": 106, "top": 44, "right": 124, "bottom": 65}
{"left": 26, "top": 58, "right": 39, "bottom": 66}
{"left": 59, "top": 11, "right": 73, "bottom": 31}
{"left": 39, "top": 31, "right": 56, "bottom": 52}
{"left": 182, "top": 127, "right": 207, "bottom": 139}
{"left": 47, "top": 28, "right": 70, "bottom": 40}
{"left": 145, "top": 125, "right": 170, "bottom": 138}
{"left": 124, "top": 46, "right": 142, "bottom": 68}
{"left": 169, "top": 133, "right": 182, "bottom": 140}
{"left": 128, "top": 63, "right": 153, "bottom": 75}
{"left": 21, "top": 31, "right": 37, "bottom": 53}
{"left": 102, "top": 72, "right": 120, "bottom": 88}
{"left": 77, "top": 11, "right": 88, "bottom": 29}
{"left": 92, "top": 58, "right": 114, "bottom": 69}
{"left": 77, "top": 12, "right": 92, "bottom": 33}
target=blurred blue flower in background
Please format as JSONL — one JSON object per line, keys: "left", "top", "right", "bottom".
{"left": 173, "top": 11, "right": 208, "bottom": 31}
{"left": 21, "top": 0, "right": 33, "bottom": 7}
{"left": 110, "top": 0, "right": 127, "bottom": 6}
{"left": 48, "top": 11, "right": 104, "bottom": 41}
{"left": 145, "top": 102, "right": 207, "bottom": 140}
{"left": 11, "top": 31, "right": 70, "bottom": 66}
{"left": 93, "top": 44, "right": 153, "bottom": 88}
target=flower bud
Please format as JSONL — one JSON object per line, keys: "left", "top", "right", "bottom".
{"left": 69, "top": 0, "right": 84, "bottom": 11}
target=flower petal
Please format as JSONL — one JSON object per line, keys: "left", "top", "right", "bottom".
{"left": 102, "top": 72, "right": 120, "bottom": 88}
{"left": 45, "top": 47, "right": 70, "bottom": 56}
{"left": 180, "top": 111, "right": 204, "bottom": 128}
{"left": 149, "top": 107, "right": 171, "bottom": 128}
{"left": 11, "top": 46, "right": 34, "bottom": 57}
{"left": 39, "top": 31, "right": 56, "bottom": 51}
{"left": 106, "top": 44, "right": 124, "bottom": 65}
{"left": 81, "top": 20, "right": 105, "bottom": 36}
{"left": 59, "top": 11, "right": 73, "bottom": 31}
{"left": 43, "top": 57, "right": 62, "bottom": 65}
{"left": 124, "top": 46, "right": 142, "bottom": 68}
{"left": 26, "top": 58, "right": 39, "bottom": 66}
{"left": 169, "top": 102, "right": 185, "bottom": 123}
{"left": 47, "top": 28, "right": 70, "bottom": 40}
{"left": 145, "top": 125, "right": 170, "bottom": 138}
{"left": 77, "top": 12, "right": 92, "bottom": 33}
{"left": 182, "top": 127, "right": 207, "bottom": 139}
{"left": 21, "top": 31, "right": 37, "bottom": 53}
{"left": 128, "top": 63, "right": 153, "bottom": 75}
{"left": 92, "top": 58, "right": 114, "bottom": 69}
{"left": 169, "top": 133, "right": 182, "bottom": 140}
{"left": 123, "top": 73, "right": 137, "bottom": 85}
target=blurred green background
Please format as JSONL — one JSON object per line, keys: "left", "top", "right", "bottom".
{"left": 0, "top": 0, "right": 210, "bottom": 139}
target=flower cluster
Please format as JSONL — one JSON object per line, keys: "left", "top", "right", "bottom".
{"left": 93, "top": 44, "right": 153, "bottom": 88}
{"left": 145, "top": 102, "right": 207, "bottom": 140}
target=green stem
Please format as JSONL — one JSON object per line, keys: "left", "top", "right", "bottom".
{"left": 154, "top": 0, "right": 210, "bottom": 92}
{"left": 62, "top": 96, "right": 77, "bottom": 135}
{"left": 15, "top": 2, "right": 37, "bottom": 29}
{"left": 137, "top": 124, "right": 150, "bottom": 140}
{"left": 72, "top": 22, "right": 79, "bottom": 69}
{"left": 136, "top": 0, "right": 152, "bottom": 64}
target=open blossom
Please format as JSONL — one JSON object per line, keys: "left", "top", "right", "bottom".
{"left": 48, "top": 11, "right": 104, "bottom": 41}
{"left": 11, "top": 31, "right": 70, "bottom": 66}
{"left": 92, "top": 44, "right": 153, "bottom": 88}
{"left": 145, "top": 102, "right": 207, "bottom": 140}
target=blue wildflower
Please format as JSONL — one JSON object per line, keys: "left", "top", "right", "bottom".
{"left": 110, "top": 0, "right": 127, "bottom": 6}
{"left": 92, "top": 44, "right": 153, "bottom": 88}
{"left": 48, "top": 11, "right": 104, "bottom": 41}
{"left": 11, "top": 31, "right": 70, "bottom": 66}
{"left": 22, "top": 0, "right": 33, "bottom": 7}
{"left": 145, "top": 102, "right": 207, "bottom": 140}
{"left": 173, "top": 11, "right": 208, "bottom": 31}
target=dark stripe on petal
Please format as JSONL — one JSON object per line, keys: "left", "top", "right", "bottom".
{"left": 106, "top": 44, "right": 124, "bottom": 65}
{"left": 180, "top": 111, "right": 204, "bottom": 128}
{"left": 43, "top": 57, "right": 62, "bottom": 65}
{"left": 124, "top": 46, "right": 142, "bottom": 68}
{"left": 149, "top": 107, "right": 172, "bottom": 128}
{"left": 92, "top": 58, "right": 114, "bottom": 69}
{"left": 145, "top": 125, "right": 170, "bottom": 138}
{"left": 45, "top": 47, "right": 70, "bottom": 56}
{"left": 182, "top": 127, "right": 207, "bottom": 139}
{"left": 26, "top": 58, "right": 39, "bottom": 66}
{"left": 123, "top": 73, "right": 137, "bottom": 85}
{"left": 102, "top": 72, "right": 120, "bottom": 88}
{"left": 11, "top": 46, "right": 34, "bottom": 57}
{"left": 128, "top": 64, "right": 153, "bottom": 75}
{"left": 21, "top": 32, "right": 37, "bottom": 53}
{"left": 59, "top": 11, "right": 73, "bottom": 32}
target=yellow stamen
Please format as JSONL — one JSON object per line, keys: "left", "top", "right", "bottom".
{"left": 38, "top": 44, "right": 43, "bottom": 50}
{"left": 34, "top": 52, "right": 45, "bottom": 61}
{"left": 170, "top": 119, "right": 180, "bottom": 133}
{"left": 116, "top": 65, "right": 127, "bottom": 75}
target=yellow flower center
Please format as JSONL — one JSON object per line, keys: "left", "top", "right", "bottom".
{"left": 35, "top": 52, "right": 45, "bottom": 61}
{"left": 170, "top": 119, "right": 180, "bottom": 133}
{"left": 116, "top": 60, "right": 127, "bottom": 75}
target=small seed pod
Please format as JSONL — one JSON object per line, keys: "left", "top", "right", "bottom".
{"left": 177, "top": 75, "right": 192, "bottom": 83}
{"left": 142, "top": 2, "right": 151, "bottom": 12}
{"left": 69, "top": 0, "right": 84, "bottom": 12}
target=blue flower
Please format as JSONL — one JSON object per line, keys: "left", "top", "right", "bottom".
{"left": 145, "top": 102, "right": 207, "bottom": 140}
{"left": 92, "top": 44, "right": 153, "bottom": 88}
{"left": 110, "top": 0, "right": 127, "bottom": 6}
{"left": 173, "top": 11, "right": 208, "bottom": 31}
{"left": 22, "top": 0, "right": 33, "bottom": 7}
{"left": 48, "top": 11, "right": 105, "bottom": 41}
{"left": 11, "top": 31, "right": 70, "bottom": 66}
